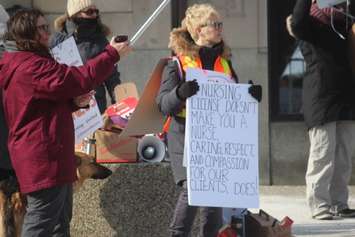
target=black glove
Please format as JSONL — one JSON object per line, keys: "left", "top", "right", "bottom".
{"left": 248, "top": 80, "right": 262, "bottom": 102}
{"left": 177, "top": 79, "right": 200, "bottom": 100}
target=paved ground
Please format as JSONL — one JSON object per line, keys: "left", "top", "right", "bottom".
{"left": 256, "top": 186, "right": 355, "bottom": 237}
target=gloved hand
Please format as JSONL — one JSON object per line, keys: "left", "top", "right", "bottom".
{"left": 248, "top": 80, "right": 262, "bottom": 102}
{"left": 177, "top": 79, "right": 200, "bottom": 100}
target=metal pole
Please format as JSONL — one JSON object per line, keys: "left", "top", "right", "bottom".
{"left": 130, "top": 0, "right": 172, "bottom": 45}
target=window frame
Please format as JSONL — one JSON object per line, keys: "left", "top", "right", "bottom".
{"left": 268, "top": 0, "right": 304, "bottom": 121}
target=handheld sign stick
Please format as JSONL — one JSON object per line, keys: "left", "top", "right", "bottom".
{"left": 129, "top": 0, "right": 171, "bottom": 45}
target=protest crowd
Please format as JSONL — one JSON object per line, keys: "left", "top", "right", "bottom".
{"left": 0, "top": 0, "right": 355, "bottom": 236}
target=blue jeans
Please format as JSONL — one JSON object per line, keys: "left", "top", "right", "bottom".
{"left": 21, "top": 184, "right": 73, "bottom": 237}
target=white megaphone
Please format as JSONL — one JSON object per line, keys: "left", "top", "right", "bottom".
{"left": 137, "top": 135, "right": 166, "bottom": 163}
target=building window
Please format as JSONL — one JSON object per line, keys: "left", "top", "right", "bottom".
{"left": 279, "top": 46, "right": 305, "bottom": 115}
{"left": 171, "top": 0, "right": 187, "bottom": 28}
{"left": 268, "top": 0, "right": 304, "bottom": 121}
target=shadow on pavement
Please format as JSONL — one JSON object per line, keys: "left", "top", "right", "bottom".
{"left": 293, "top": 223, "right": 355, "bottom": 236}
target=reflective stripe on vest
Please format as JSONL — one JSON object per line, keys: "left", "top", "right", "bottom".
{"left": 176, "top": 55, "right": 232, "bottom": 118}
{"left": 179, "top": 55, "right": 232, "bottom": 77}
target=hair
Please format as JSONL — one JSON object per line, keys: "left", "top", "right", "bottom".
{"left": 168, "top": 3, "right": 231, "bottom": 58}
{"left": 6, "top": 8, "right": 50, "bottom": 56}
{"left": 182, "top": 3, "right": 220, "bottom": 41}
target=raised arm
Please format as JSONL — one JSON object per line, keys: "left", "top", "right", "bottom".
{"left": 32, "top": 45, "right": 120, "bottom": 101}
{"left": 32, "top": 39, "right": 131, "bottom": 101}
{"left": 290, "top": 0, "right": 315, "bottom": 41}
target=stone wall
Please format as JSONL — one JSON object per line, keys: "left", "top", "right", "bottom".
{"left": 71, "top": 163, "right": 181, "bottom": 237}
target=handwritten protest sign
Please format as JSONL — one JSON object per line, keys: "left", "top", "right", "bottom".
{"left": 51, "top": 36, "right": 103, "bottom": 144}
{"left": 185, "top": 68, "right": 259, "bottom": 208}
{"left": 317, "top": 0, "right": 346, "bottom": 8}
{"left": 51, "top": 36, "right": 83, "bottom": 67}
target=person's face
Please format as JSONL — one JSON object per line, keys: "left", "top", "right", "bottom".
{"left": 76, "top": 5, "right": 99, "bottom": 19}
{"left": 197, "top": 14, "right": 223, "bottom": 46}
{"left": 36, "top": 16, "right": 50, "bottom": 48}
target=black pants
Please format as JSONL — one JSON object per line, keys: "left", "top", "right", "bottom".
{"left": 21, "top": 184, "right": 73, "bottom": 237}
{"left": 169, "top": 183, "right": 222, "bottom": 237}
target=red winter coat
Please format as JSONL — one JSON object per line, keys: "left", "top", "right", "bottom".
{"left": 0, "top": 45, "right": 119, "bottom": 194}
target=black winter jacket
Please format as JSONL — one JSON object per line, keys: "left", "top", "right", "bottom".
{"left": 291, "top": 0, "right": 355, "bottom": 129}
{"left": 50, "top": 19, "right": 120, "bottom": 113}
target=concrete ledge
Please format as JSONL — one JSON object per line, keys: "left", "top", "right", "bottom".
{"left": 71, "top": 162, "right": 181, "bottom": 237}
{"left": 271, "top": 122, "right": 355, "bottom": 185}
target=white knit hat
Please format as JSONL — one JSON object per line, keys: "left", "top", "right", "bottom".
{"left": 67, "top": 0, "right": 95, "bottom": 17}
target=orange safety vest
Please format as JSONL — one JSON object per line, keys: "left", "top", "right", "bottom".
{"left": 162, "top": 55, "right": 233, "bottom": 133}
{"left": 179, "top": 55, "right": 232, "bottom": 77}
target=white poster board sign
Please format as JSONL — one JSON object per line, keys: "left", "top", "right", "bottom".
{"left": 185, "top": 68, "right": 259, "bottom": 208}
{"left": 51, "top": 36, "right": 103, "bottom": 144}
{"left": 317, "top": 0, "right": 346, "bottom": 8}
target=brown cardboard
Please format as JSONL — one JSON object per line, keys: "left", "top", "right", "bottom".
{"left": 95, "top": 129, "right": 138, "bottom": 163}
{"left": 119, "top": 58, "right": 168, "bottom": 137}
{"left": 114, "top": 82, "right": 139, "bottom": 102}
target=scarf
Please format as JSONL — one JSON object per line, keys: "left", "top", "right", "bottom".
{"left": 310, "top": 2, "right": 347, "bottom": 25}
{"left": 199, "top": 41, "right": 225, "bottom": 70}
{"left": 71, "top": 17, "right": 103, "bottom": 40}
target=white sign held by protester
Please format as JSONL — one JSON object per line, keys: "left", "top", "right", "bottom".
{"left": 51, "top": 36, "right": 103, "bottom": 144}
{"left": 317, "top": 0, "right": 346, "bottom": 8}
{"left": 185, "top": 68, "right": 259, "bottom": 208}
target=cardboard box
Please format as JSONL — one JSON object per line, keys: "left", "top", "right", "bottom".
{"left": 114, "top": 82, "right": 139, "bottom": 102}
{"left": 95, "top": 129, "right": 138, "bottom": 163}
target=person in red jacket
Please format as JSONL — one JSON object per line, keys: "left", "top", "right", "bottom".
{"left": 0, "top": 8, "right": 131, "bottom": 236}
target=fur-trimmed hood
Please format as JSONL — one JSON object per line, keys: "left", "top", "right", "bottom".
{"left": 54, "top": 14, "right": 111, "bottom": 37}
{"left": 168, "top": 27, "right": 231, "bottom": 59}
{"left": 54, "top": 14, "right": 69, "bottom": 32}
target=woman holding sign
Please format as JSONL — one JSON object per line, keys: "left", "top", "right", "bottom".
{"left": 156, "top": 4, "right": 261, "bottom": 236}
{"left": 0, "top": 8, "right": 131, "bottom": 236}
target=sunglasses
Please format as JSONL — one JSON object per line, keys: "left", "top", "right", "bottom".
{"left": 81, "top": 8, "right": 99, "bottom": 16}
{"left": 202, "top": 21, "right": 223, "bottom": 29}
{"left": 37, "top": 24, "right": 50, "bottom": 33}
